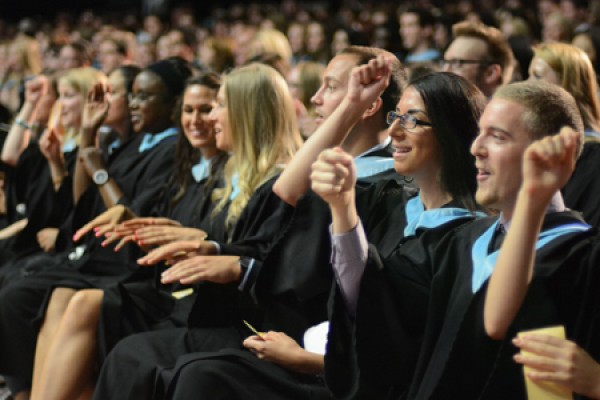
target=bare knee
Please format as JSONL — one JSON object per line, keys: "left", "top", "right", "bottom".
{"left": 40, "top": 288, "right": 77, "bottom": 334}
{"left": 61, "top": 290, "right": 104, "bottom": 332}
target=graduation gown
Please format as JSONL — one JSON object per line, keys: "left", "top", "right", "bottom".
{"left": 94, "top": 152, "right": 405, "bottom": 400}
{"left": 0, "top": 132, "right": 176, "bottom": 381}
{"left": 325, "top": 193, "right": 481, "bottom": 400}
{"left": 406, "top": 211, "right": 600, "bottom": 400}
{"left": 97, "top": 172, "right": 223, "bottom": 362}
{"left": 0, "top": 143, "right": 77, "bottom": 267}
{"left": 562, "top": 141, "right": 600, "bottom": 228}
{"left": 93, "top": 176, "right": 296, "bottom": 400}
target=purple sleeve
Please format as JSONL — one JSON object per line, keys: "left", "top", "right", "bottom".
{"left": 330, "top": 219, "right": 368, "bottom": 315}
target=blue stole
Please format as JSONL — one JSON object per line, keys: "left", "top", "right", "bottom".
{"left": 229, "top": 173, "right": 240, "bottom": 200}
{"left": 584, "top": 128, "right": 600, "bottom": 139}
{"left": 354, "top": 156, "right": 395, "bottom": 179}
{"left": 471, "top": 219, "right": 591, "bottom": 293}
{"left": 138, "top": 127, "right": 178, "bottom": 153}
{"left": 107, "top": 138, "right": 121, "bottom": 155}
{"left": 403, "top": 196, "right": 482, "bottom": 238}
{"left": 191, "top": 157, "right": 212, "bottom": 182}
{"left": 62, "top": 137, "right": 77, "bottom": 153}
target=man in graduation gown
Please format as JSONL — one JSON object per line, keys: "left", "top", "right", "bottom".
{"left": 326, "top": 79, "right": 599, "bottom": 399}
{"left": 407, "top": 80, "right": 599, "bottom": 399}
{"left": 91, "top": 46, "right": 409, "bottom": 400}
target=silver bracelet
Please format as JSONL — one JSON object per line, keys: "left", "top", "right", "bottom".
{"left": 14, "top": 118, "right": 30, "bottom": 130}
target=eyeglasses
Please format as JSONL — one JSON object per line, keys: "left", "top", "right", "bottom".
{"left": 386, "top": 111, "right": 432, "bottom": 130}
{"left": 438, "top": 59, "right": 491, "bottom": 69}
{"left": 128, "top": 91, "right": 160, "bottom": 103}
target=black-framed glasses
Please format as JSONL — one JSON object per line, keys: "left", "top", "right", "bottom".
{"left": 386, "top": 111, "right": 432, "bottom": 130}
{"left": 438, "top": 59, "right": 491, "bottom": 69}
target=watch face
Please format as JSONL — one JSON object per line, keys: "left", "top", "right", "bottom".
{"left": 93, "top": 170, "right": 109, "bottom": 185}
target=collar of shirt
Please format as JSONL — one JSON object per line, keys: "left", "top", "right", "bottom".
{"left": 499, "top": 191, "right": 565, "bottom": 232}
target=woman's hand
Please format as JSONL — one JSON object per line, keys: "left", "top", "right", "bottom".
{"left": 79, "top": 147, "right": 106, "bottom": 178}
{"left": 72, "top": 205, "right": 134, "bottom": 243}
{"left": 39, "top": 128, "right": 64, "bottom": 166}
{"left": 81, "top": 83, "right": 110, "bottom": 146}
{"left": 137, "top": 240, "right": 217, "bottom": 266}
{"left": 107, "top": 218, "right": 207, "bottom": 252}
{"left": 24, "top": 76, "right": 48, "bottom": 107}
{"left": 36, "top": 227, "right": 59, "bottom": 252}
{"left": 161, "top": 255, "right": 241, "bottom": 284}
{"left": 311, "top": 147, "right": 356, "bottom": 210}
{"left": 514, "top": 334, "right": 600, "bottom": 399}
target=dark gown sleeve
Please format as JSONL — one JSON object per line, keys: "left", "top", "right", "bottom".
{"left": 408, "top": 213, "right": 600, "bottom": 400}
{"left": 325, "top": 209, "right": 478, "bottom": 399}
{"left": 562, "top": 141, "right": 600, "bottom": 228}
{"left": 11, "top": 148, "right": 77, "bottom": 256}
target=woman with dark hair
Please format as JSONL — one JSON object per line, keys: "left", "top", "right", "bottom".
{"left": 28, "top": 72, "right": 228, "bottom": 400}
{"left": 284, "top": 60, "right": 487, "bottom": 398}
{"left": 92, "top": 62, "right": 305, "bottom": 400}
{"left": 157, "top": 60, "right": 487, "bottom": 400}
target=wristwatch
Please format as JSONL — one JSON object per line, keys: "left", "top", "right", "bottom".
{"left": 92, "top": 169, "right": 109, "bottom": 185}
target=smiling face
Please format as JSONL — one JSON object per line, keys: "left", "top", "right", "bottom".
{"left": 181, "top": 84, "right": 218, "bottom": 156}
{"left": 129, "top": 70, "right": 173, "bottom": 133}
{"left": 310, "top": 53, "right": 356, "bottom": 126}
{"left": 388, "top": 86, "right": 442, "bottom": 183}
{"left": 58, "top": 82, "right": 83, "bottom": 128}
{"left": 208, "top": 86, "right": 232, "bottom": 152}
{"left": 471, "top": 98, "right": 532, "bottom": 216}
{"left": 104, "top": 69, "right": 128, "bottom": 127}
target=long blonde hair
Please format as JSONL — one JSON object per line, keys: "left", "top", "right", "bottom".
{"left": 54, "top": 67, "right": 107, "bottom": 144}
{"left": 534, "top": 42, "right": 600, "bottom": 134}
{"left": 212, "top": 63, "right": 302, "bottom": 231}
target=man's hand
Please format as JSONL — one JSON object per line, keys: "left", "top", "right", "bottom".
{"left": 522, "top": 126, "right": 579, "bottom": 203}
{"left": 514, "top": 334, "right": 600, "bottom": 399}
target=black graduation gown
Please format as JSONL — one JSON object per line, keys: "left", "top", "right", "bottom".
{"left": 407, "top": 211, "right": 600, "bottom": 400}
{"left": 0, "top": 132, "right": 176, "bottom": 381}
{"left": 92, "top": 176, "right": 295, "bottom": 400}
{"left": 94, "top": 154, "right": 405, "bottom": 400}
{"left": 97, "top": 173, "right": 223, "bottom": 362}
{"left": 0, "top": 143, "right": 77, "bottom": 267}
{"left": 157, "top": 179, "right": 412, "bottom": 400}
{"left": 325, "top": 196, "right": 480, "bottom": 400}
{"left": 562, "top": 141, "right": 600, "bottom": 228}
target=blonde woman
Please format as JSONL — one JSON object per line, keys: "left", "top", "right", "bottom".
{"left": 530, "top": 42, "right": 600, "bottom": 137}
{"left": 93, "top": 62, "right": 304, "bottom": 400}
{"left": 528, "top": 42, "right": 600, "bottom": 227}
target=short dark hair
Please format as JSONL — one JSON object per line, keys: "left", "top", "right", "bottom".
{"left": 493, "top": 80, "right": 584, "bottom": 152}
{"left": 410, "top": 72, "right": 486, "bottom": 211}
{"left": 401, "top": 7, "right": 436, "bottom": 28}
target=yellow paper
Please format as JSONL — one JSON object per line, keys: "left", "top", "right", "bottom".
{"left": 171, "top": 288, "right": 194, "bottom": 299}
{"left": 518, "top": 326, "right": 573, "bottom": 400}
